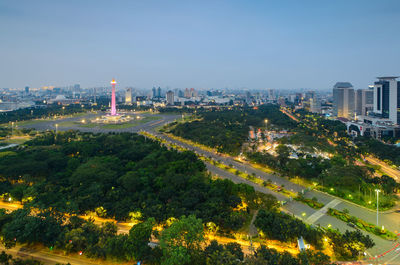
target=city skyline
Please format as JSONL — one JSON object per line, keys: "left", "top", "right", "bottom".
{"left": 1, "top": 0, "right": 400, "bottom": 90}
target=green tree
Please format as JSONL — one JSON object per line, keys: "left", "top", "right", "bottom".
{"left": 160, "top": 215, "right": 204, "bottom": 265}
{"left": 128, "top": 218, "right": 155, "bottom": 261}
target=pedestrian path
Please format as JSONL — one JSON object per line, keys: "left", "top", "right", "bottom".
{"left": 306, "top": 199, "right": 341, "bottom": 224}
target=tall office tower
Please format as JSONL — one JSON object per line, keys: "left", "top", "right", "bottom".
{"left": 267, "top": 89, "right": 275, "bottom": 100}
{"left": 125, "top": 87, "right": 132, "bottom": 104}
{"left": 245, "top": 91, "right": 252, "bottom": 104}
{"left": 178, "top": 90, "right": 184, "bottom": 97}
{"left": 309, "top": 98, "right": 321, "bottom": 113}
{"left": 373, "top": 77, "right": 400, "bottom": 124}
{"left": 166, "top": 90, "right": 174, "bottom": 105}
{"left": 110, "top": 79, "right": 117, "bottom": 116}
{"left": 25, "top": 86, "right": 29, "bottom": 93}
{"left": 73, "top": 84, "right": 80, "bottom": 91}
{"left": 152, "top": 87, "right": 156, "bottom": 98}
{"left": 190, "top": 88, "right": 198, "bottom": 97}
{"left": 156, "top": 87, "right": 162, "bottom": 98}
{"left": 355, "top": 87, "right": 374, "bottom": 116}
{"left": 333, "top": 82, "right": 355, "bottom": 119}
{"left": 184, "top": 88, "right": 191, "bottom": 98}
{"left": 305, "top": 90, "right": 316, "bottom": 100}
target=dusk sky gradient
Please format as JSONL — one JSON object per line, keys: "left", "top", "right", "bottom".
{"left": 1, "top": 0, "right": 399, "bottom": 90}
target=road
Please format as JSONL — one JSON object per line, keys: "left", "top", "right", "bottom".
{"left": 18, "top": 111, "right": 180, "bottom": 134}
{"left": 0, "top": 245, "right": 133, "bottom": 265}
{"left": 12, "top": 112, "right": 400, "bottom": 263}
{"left": 366, "top": 156, "right": 400, "bottom": 182}
{"left": 145, "top": 130, "right": 400, "bottom": 264}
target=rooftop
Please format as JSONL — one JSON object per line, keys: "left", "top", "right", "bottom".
{"left": 333, "top": 82, "right": 353, "bottom": 89}
{"left": 377, "top": 76, "right": 399, "bottom": 80}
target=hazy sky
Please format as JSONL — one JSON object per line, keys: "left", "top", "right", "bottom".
{"left": 1, "top": 0, "right": 399, "bottom": 90}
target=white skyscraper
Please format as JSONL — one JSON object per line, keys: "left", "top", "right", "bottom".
{"left": 166, "top": 90, "right": 174, "bottom": 105}
{"left": 125, "top": 87, "right": 132, "bottom": 104}
{"left": 333, "top": 82, "right": 355, "bottom": 119}
{"left": 355, "top": 87, "right": 374, "bottom": 116}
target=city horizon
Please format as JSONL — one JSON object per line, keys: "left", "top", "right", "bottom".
{"left": 1, "top": 1, "right": 399, "bottom": 89}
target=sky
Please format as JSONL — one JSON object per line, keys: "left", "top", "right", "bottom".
{"left": 1, "top": 0, "right": 400, "bottom": 90}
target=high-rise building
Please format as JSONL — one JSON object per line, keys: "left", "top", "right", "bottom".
{"left": 333, "top": 82, "right": 355, "bottom": 119}
{"left": 373, "top": 76, "right": 400, "bottom": 124}
{"left": 184, "top": 88, "right": 191, "bottom": 98}
{"left": 309, "top": 98, "right": 321, "bottom": 113}
{"left": 245, "top": 91, "right": 252, "bottom": 104}
{"left": 125, "top": 87, "right": 132, "bottom": 104}
{"left": 152, "top": 87, "right": 157, "bottom": 98}
{"left": 355, "top": 87, "right": 374, "bottom": 116}
{"left": 305, "top": 91, "right": 316, "bottom": 100}
{"left": 190, "top": 88, "right": 198, "bottom": 97}
{"left": 166, "top": 90, "right": 174, "bottom": 105}
{"left": 156, "top": 87, "right": 162, "bottom": 98}
{"left": 267, "top": 89, "right": 275, "bottom": 100}
{"left": 73, "top": 84, "right": 80, "bottom": 91}
{"left": 25, "top": 86, "right": 29, "bottom": 93}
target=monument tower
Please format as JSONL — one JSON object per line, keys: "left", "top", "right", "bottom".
{"left": 110, "top": 79, "right": 117, "bottom": 115}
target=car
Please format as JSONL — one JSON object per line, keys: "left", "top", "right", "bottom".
{"left": 347, "top": 223, "right": 358, "bottom": 229}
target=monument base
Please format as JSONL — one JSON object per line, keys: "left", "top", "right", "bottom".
{"left": 91, "top": 112, "right": 135, "bottom": 124}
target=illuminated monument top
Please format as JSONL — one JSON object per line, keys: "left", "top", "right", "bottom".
{"left": 110, "top": 79, "right": 117, "bottom": 116}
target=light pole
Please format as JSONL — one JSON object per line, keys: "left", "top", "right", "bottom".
{"left": 375, "top": 189, "right": 380, "bottom": 226}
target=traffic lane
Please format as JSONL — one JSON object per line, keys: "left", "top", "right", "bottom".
{"left": 0, "top": 245, "right": 102, "bottom": 265}
{"left": 158, "top": 133, "right": 303, "bottom": 193}
{"left": 332, "top": 198, "right": 400, "bottom": 233}
{"left": 380, "top": 246, "right": 400, "bottom": 264}
{"left": 315, "top": 214, "right": 400, "bottom": 263}
{"left": 366, "top": 157, "right": 400, "bottom": 182}
{"left": 282, "top": 200, "right": 317, "bottom": 221}
{"left": 159, "top": 133, "right": 400, "bottom": 228}
{"left": 205, "top": 163, "right": 288, "bottom": 202}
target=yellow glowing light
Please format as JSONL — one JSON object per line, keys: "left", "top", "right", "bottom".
{"left": 110, "top": 79, "right": 117, "bottom": 85}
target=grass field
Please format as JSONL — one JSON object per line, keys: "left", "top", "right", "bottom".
{"left": 101, "top": 116, "right": 161, "bottom": 129}
{"left": 58, "top": 121, "right": 98, "bottom": 128}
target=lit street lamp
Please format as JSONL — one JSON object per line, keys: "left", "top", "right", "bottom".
{"left": 375, "top": 189, "right": 380, "bottom": 226}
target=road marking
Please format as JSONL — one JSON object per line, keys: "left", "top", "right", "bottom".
{"left": 382, "top": 245, "right": 400, "bottom": 264}
{"left": 306, "top": 199, "right": 341, "bottom": 224}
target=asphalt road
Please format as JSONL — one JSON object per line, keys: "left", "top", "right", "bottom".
{"left": 366, "top": 156, "right": 400, "bottom": 182}
{"left": 146, "top": 130, "right": 400, "bottom": 264}
{"left": 0, "top": 245, "right": 126, "bottom": 265}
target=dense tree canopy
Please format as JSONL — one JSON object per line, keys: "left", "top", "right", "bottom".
{"left": 0, "top": 131, "right": 254, "bottom": 231}
{"left": 169, "top": 105, "right": 296, "bottom": 155}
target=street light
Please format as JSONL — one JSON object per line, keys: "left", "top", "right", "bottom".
{"left": 375, "top": 189, "right": 380, "bottom": 226}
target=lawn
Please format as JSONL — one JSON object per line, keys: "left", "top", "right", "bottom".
{"left": 101, "top": 116, "right": 160, "bottom": 129}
